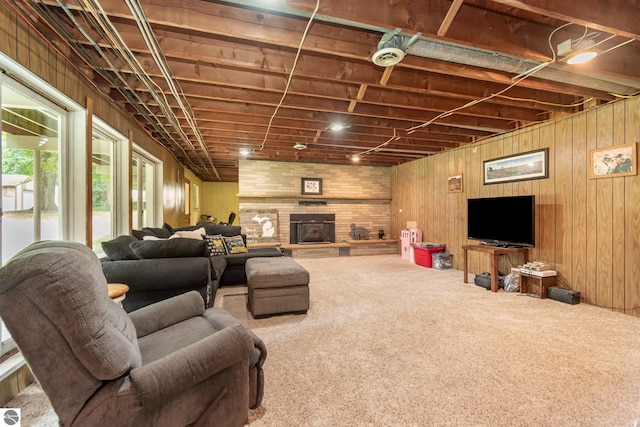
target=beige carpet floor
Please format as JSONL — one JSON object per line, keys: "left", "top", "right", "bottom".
{"left": 7, "top": 255, "right": 640, "bottom": 426}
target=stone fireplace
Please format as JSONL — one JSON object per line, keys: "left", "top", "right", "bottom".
{"left": 289, "top": 214, "right": 335, "bottom": 244}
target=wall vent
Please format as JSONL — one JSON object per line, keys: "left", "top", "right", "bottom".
{"left": 298, "top": 200, "right": 327, "bottom": 206}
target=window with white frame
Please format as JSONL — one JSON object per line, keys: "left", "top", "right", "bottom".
{"left": 132, "top": 149, "right": 161, "bottom": 229}
{"left": 1, "top": 75, "right": 66, "bottom": 360}
{"left": 0, "top": 54, "right": 161, "bottom": 374}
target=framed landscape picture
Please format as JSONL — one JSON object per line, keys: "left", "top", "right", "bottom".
{"left": 447, "top": 174, "right": 463, "bottom": 193}
{"left": 483, "top": 148, "right": 548, "bottom": 185}
{"left": 589, "top": 142, "right": 636, "bottom": 179}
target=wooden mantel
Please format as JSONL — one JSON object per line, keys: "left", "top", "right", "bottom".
{"left": 238, "top": 193, "right": 391, "bottom": 201}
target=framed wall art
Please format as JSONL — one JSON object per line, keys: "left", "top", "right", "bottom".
{"left": 239, "top": 209, "right": 278, "bottom": 243}
{"left": 301, "top": 177, "right": 323, "bottom": 195}
{"left": 589, "top": 142, "right": 636, "bottom": 179}
{"left": 483, "top": 148, "right": 549, "bottom": 185}
{"left": 447, "top": 174, "right": 463, "bottom": 193}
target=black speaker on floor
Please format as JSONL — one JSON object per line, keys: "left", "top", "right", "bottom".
{"left": 548, "top": 286, "right": 580, "bottom": 305}
{"left": 474, "top": 272, "right": 506, "bottom": 290}
{"left": 474, "top": 273, "right": 492, "bottom": 290}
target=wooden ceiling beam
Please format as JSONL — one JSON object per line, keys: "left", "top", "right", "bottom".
{"left": 49, "top": 2, "right": 630, "bottom": 101}
{"left": 181, "top": 127, "right": 465, "bottom": 149}
{"left": 437, "top": 0, "right": 465, "bottom": 37}
{"left": 144, "top": 94, "right": 516, "bottom": 132}
{"left": 140, "top": 77, "right": 545, "bottom": 123}
{"left": 192, "top": 124, "right": 473, "bottom": 145}
{"left": 183, "top": 111, "right": 493, "bottom": 139}
{"left": 488, "top": 0, "right": 640, "bottom": 40}
{"left": 112, "top": 50, "right": 583, "bottom": 111}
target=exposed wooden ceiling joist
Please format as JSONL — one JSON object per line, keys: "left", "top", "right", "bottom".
{"left": 9, "top": 0, "right": 639, "bottom": 181}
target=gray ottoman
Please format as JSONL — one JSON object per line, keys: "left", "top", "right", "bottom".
{"left": 246, "top": 257, "right": 310, "bottom": 318}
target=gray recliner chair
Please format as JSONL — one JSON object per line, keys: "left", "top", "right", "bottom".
{"left": 0, "top": 240, "right": 266, "bottom": 426}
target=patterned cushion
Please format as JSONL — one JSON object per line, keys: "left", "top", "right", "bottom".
{"left": 223, "top": 235, "right": 248, "bottom": 255}
{"left": 204, "top": 234, "right": 227, "bottom": 256}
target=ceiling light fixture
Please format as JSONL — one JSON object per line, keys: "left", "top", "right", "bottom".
{"left": 239, "top": 148, "right": 252, "bottom": 156}
{"left": 557, "top": 33, "right": 601, "bottom": 65}
{"left": 293, "top": 142, "right": 308, "bottom": 150}
{"left": 371, "top": 47, "right": 405, "bottom": 67}
{"left": 371, "top": 28, "right": 421, "bottom": 67}
{"left": 567, "top": 47, "right": 598, "bottom": 65}
{"left": 328, "top": 123, "right": 349, "bottom": 131}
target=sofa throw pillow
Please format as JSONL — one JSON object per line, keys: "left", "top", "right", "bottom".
{"left": 170, "top": 227, "right": 206, "bottom": 240}
{"left": 129, "top": 239, "right": 208, "bottom": 259}
{"left": 101, "top": 235, "right": 139, "bottom": 260}
{"left": 142, "top": 235, "right": 166, "bottom": 241}
{"left": 204, "top": 234, "right": 227, "bottom": 256}
{"left": 131, "top": 229, "right": 152, "bottom": 240}
{"left": 197, "top": 223, "right": 242, "bottom": 237}
{"left": 162, "top": 222, "right": 175, "bottom": 235}
{"left": 142, "top": 226, "right": 172, "bottom": 239}
{"left": 223, "top": 235, "right": 248, "bottom": 255}
{"left": 172, "top": 224, "right": 201, "bottom": 232}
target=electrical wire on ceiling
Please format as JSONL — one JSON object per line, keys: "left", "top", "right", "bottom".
{"left": 405, "top": 60, "right": 552, "bottom": 134}
{"left": 494, "top": 94, "right": 594, "bottom": 108}
{"left": 405, "top": 23, "right": 635, "bottom": 135}
{"left": 347, "top": 128, "right": 400, "bottom": 159}
{"left": 258, "top": 0, "right": 320, "bottom": 152}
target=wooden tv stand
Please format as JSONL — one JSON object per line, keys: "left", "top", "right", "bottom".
{"left": 462, "top": 245, "right": 530, "bottom": 292}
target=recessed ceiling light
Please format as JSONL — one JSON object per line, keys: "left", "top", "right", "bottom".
{"left": 328, "top": 123, "right": 347, "bottom": 131}
{"left": 558, "top": 36, "right": 600, "bottom": 65}
{"left": 567, "top": 51, "right": 598, "bottom": 65}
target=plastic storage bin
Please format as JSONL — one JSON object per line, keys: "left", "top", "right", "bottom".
{"left": 413, "top": 244, "right": 445, "bottom": 268}
{"left": 432, "top": 252, "right": 453, "bottom": 269}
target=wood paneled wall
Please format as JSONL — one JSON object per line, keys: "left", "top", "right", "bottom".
{"left": 391, "top": 96, "right": 640, "bottom": 316}
{"left": 201, "top": 182, "right": 239, "bottom": 225}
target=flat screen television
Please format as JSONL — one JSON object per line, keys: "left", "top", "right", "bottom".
{"left": 467, "top": 195, "right": 535, "bottom": 248}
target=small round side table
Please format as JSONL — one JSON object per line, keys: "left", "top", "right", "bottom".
{"left": 107, "top": 283, "right": 129, "bottom": 307}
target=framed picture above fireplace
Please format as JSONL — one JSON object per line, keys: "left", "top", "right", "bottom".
{"left": 301, "top": 177, "right": 323, "bottom": 195}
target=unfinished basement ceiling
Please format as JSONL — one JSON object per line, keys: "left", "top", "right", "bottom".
{"left": 8, "top": 0, "right": 640, "bottom": 182}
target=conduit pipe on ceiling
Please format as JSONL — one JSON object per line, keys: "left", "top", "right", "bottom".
{"left": 220, "top": 0, "right": 640, "bottom": 95}
{"left": 405, "top": 38, "right": 639, "bottom": 94}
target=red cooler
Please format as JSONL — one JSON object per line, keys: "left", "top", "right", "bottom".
{"left": 413, "top": 244, "right": 445, "bottom": 268}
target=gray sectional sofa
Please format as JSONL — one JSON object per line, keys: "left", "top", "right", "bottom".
{"left": 101, "top": 223, "right": 282, "bottom": 312}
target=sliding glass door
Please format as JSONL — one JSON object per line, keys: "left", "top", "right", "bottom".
{"left": 1, "top": 77, "right": 65, "bottom": 358}
{"left": 1, "top": 81, "right": 64, "bottom": 264}
{"left": 132, "top": 151, "right": 158, "bottom": 229}
{"left": 91, "top": 127, "right": 116, "bottom": 248}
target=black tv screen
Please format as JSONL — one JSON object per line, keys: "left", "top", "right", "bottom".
{"left": 467, "top": 195, "right": 535, "bottom": 247}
